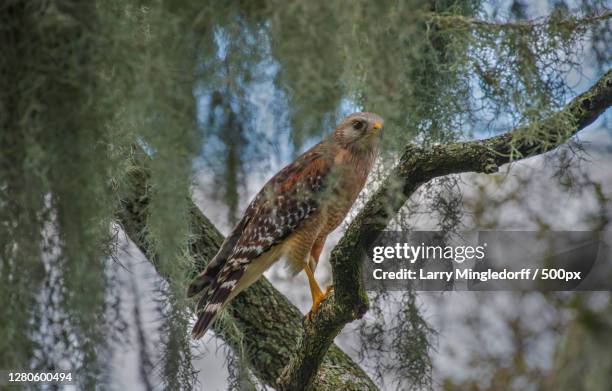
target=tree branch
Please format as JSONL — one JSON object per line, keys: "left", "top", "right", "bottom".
{"left": 115, "top": 153, "right": 378, "bottom": 390}
{"left": 277, "top": 70, "right": 612, "bottom": 390}
{"left": 425, "top": 10, "right": 612, "bottom": 32}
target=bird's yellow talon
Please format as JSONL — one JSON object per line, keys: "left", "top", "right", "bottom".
{"left": 306, "top": 285, "right": 333, "bottom": 320}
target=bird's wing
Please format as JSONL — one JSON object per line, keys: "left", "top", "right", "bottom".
{"left": 191, "top": 142, "right": 333, "bottom": 338}
{"left": 186, "top": 214, "right": 251, "bottom": 298}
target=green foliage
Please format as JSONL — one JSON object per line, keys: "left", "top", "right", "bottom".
{"left": 0, "top": 1, "right": 115, "bottom": 385}
{"left": 0, "top": 0, "right": 200, "bottom": 387}
{"left": 0, "top": 0, "right": 609, "bottom": 388}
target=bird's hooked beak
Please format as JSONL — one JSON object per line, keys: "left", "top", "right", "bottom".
{"left": 363, "top": 120, "right": 383, "bottom": 146}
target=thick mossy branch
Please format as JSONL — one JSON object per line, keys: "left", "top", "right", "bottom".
{"left": 115, "top": 149, "right": 377, "bottom": 390}
{"left": 277, "top": 70, "right": 612, "bottom": 390}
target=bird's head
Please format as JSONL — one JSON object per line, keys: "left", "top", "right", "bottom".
{"left": 332, "top": 112, "right": 383, "bottom": 151}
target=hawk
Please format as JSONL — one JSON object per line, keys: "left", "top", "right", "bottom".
{"left": 187, "top": 112, "right": 383, "bottom": 339}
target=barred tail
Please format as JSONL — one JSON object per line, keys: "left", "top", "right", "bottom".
{"left": 191, "top": 270, "right": 243, "bottom": 339}
{"left": 191, "top": 300, "right": 224, "bottom": 339}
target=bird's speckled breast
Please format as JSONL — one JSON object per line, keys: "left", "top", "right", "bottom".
{"left": 279, "top": 144, "right": 376, "bottom": 275}
{"left": 321, "top": 148, "right": 375, "bottom": 235}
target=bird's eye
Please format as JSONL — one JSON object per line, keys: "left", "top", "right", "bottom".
{"left": 352, "top": 120, "right": 364, "bottom": 130}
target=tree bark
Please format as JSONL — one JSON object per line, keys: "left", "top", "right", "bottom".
{"left": 277, "top": 70, "right": 612, "bottom": 390}
{"left": 116, "top": 152, "right": 378, "bottom": 390}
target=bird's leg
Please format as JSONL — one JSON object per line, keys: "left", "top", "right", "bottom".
{"left": 305, "top": 263, "right": 323, "bottom": 307}
{"left": 304, "top": 263, "right": 332, "bottom": 320}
